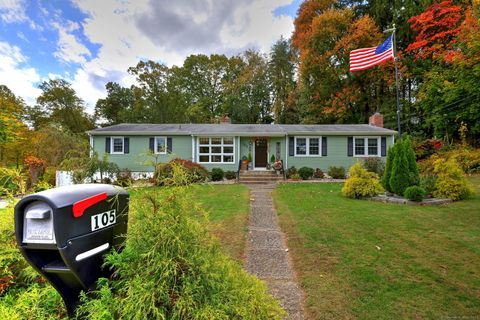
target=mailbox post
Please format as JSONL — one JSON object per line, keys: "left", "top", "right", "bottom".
{"left": 14, "top": 184, "right": 128, "bottom": 316}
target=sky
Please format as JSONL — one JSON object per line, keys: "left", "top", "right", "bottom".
{"left": 0, "top": 0, "right": 301, "bottom": 113}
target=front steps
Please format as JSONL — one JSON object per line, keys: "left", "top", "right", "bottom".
{"left": 238, "top": 170, "right": 284, "bottom": 184}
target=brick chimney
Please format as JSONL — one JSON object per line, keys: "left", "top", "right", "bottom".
{"left": 369, "top": 112, "right": 384, "bottom": 128}
{"left": 220, "top": 115, "right": 231, "bottom": 124}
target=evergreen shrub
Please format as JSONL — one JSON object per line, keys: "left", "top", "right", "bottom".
{"left": 224, "top": 171, "right": 237, "bottom": 180}
{"left": 298, "top": 167, "right": 314, "bottom": 180}
{"left": 210, "top": 168, "right": 225, "bottom": 181}
{"left": 404, "top": 186, "right": 426, "bottom": 202}
{"left": 155, "top": 159, "right": 208, "bottom": 186}
{"left": 382, "top": 145, "right": 396, "bottom": 192}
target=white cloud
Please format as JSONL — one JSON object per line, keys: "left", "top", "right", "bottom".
{"left": 68, "top": 0, "right": 295, "bottom": 113}
{"left": 51, "top": 20, "right": 91, "bottom": 64}
{"left": 0, "top": 41, "right": 41, "bottom": 104}
{"left": 0, "top": 0, "right": 26, "bottom": 23}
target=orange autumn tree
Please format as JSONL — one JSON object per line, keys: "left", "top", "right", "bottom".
{"left": 407, "top": 0, "right": 480, "bottom": 141}
{"left": 292, "top": 2, "right": 396, "bottom": 124}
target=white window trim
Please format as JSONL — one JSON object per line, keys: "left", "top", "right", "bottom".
{"left": 197, "top": 137, "right": 235, "bottom": 164}
{"left": 110, "top": 136, "right": 124, "bottom": 154}
{"left": 353, "top": 136, "right": 381, "bottom": 157}
{"left": 294, "top": 136, "right": 322, "bottom": 157}
{"left": 154, "top": 136, "right": 167, "bottom": 154}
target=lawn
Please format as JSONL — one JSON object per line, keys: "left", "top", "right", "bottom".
{"left": 273, "top": 176, "right": 480, "bottom": 320}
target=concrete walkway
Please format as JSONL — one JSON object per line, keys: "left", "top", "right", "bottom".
{"left": 245, "top": 184, "right": 305, "bottom": 320}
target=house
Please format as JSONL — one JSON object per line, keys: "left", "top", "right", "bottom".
{"left": 87, "top": 114, "right": 396, "bottom": 176}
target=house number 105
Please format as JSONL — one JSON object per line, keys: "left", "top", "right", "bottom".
{"left": 91, "top": 210, "right": 116, "bottom": 231}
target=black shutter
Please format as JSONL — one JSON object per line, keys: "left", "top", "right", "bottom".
{"left": 322, "top": 137, "right": 327, "bottom": 156}
{"left": 124, "top": 138, "right": 129, "bottom": 154}
{"left": 167, "top": 137, "right": 173, "bottom": 153}
{"left": 149, "top": 137, "right": 155, "bottom": 152}
{"left": 381, "top": 137, "right": 387, "bottom": 156}
{"left": 347, "top": 137, "right": 353, "bottom": 157}
{"left": 105, "top": 137, "right": 111, "bottom": 154}
{"left": 289, "top": 137, "right": 294, "bottom": 156}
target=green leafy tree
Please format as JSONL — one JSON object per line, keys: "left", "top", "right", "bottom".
{"left": 179, "top": 54, "right": 242, "bottom": 123}
{"left": 269, "top": 37, "right": 296, "bottom": 123}
{"left": 95, "top": 82, "right": 138, "bottom": 125}
{"left": 31, "top": 79, "right": 94, "bottom": 133}
{"left": 128, "top": 60, "right": 186, "bottom": 123}
{"left": 227, "top": 50, "right": 272, "bottom": 123}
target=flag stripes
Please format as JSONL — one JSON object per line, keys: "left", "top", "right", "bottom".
{"left": 349, "top": 36, "right": 394, "bottom": 72}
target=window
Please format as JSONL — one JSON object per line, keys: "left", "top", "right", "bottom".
{"left": 295, "top": 137, "right": 322, "bottom": 157}
{"left": 198, "top": 137, "right": 235, "bottom": 163}
{"left": 354, "top": 137, "right": 380, "bottom": 157}
{"left": 111, "top": 137, "right": 124, "bottom": 154}
{"left": 155, "top": 137, "right": 167, "bottom": 154}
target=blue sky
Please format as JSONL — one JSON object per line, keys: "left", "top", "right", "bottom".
{"left": 0, "top": 0, "right": 300, "bottom": 112}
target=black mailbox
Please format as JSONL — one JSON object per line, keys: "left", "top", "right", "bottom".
{"left": 14, "top": 184, "right": 128, "bottom": 316}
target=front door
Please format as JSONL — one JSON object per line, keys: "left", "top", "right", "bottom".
{"left": 254, "top": 138, "right": 268, "bottom": 168}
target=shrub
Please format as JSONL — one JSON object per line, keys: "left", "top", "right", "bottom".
{"left": 154, "top": 159, "right": 208, "bottom": 186}
{"left": 314, "top": 168, "right": 324, "bottom": 179}
{"left": 413, "top": 138, "right": 443, "bottom": 160}
{"left": 432, "top": 158, "right": 473, "bottom": 201}
{"left": 76, "top": 167, "right": 285, "bottom": 319}
{"left": 342, "top": 163, "right": 384, "bottom": 199}
{"left": 210, "top": 168, "right": 225, "bottom": 181}
{"left": 328, "top": 166, "right": 346, "bottom": 179}
{"left": 390, "top": 140, "right": 413, "bottom": 196}
{"left": 420, "top": 175, "right": 437, "bottom": 195}
{"left": 115, "top": 170, "right": 133, "bottom": 187}
{"left": 403, "top": 137, "right": 420, "bottom": 186}
{"left": 362, "top": 157, "right": 385, "bottom": 176}
{"left": 0, "top": 168, "right": 26, "bottom": 196}
{"left": 382, "top": 145, "right": 397, "bottom": 192}
{"left": 286, "top": 166, "right": 297, "bottom": 179}
{"left": 224, "top": 171, "right": 237, "bottom": 180}
{"left": 33, "top": 180, "right": 52, "bottom": 192}
{"left": 404, "top": 186, "right": 426, "bottom": 202}
{"left": 298, "top": 167, "right": 314, "bottom": 180}
{"left": 290, "top": 173, "right": 301, "bottom": 180}
{"left": 41, "top": 166, "right": 57, "bottom": 186}
{"left": 446, "top": 148, "right": 480, "bottom": 173}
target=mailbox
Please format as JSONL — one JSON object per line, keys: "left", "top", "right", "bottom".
{"left": 14, "top": 184, "right": 128, "bottom": 316}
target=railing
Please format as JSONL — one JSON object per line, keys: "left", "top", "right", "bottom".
{"left": 236, "top": 159, "right": 242, "bottom": 182}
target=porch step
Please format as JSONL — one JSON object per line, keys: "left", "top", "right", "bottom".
{"left": 238, "top": 170, "right": 284, "bottom": 184}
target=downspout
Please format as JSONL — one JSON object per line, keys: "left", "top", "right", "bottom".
{"left": 284, "top": 134, "right": 288, "bottom": 170}
{"left": 191, "top": 135, "right": 195, "bottom": 162}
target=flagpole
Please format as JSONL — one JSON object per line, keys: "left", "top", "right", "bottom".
{"left": 391, "top": 24, "right": 402, "bottom": 136}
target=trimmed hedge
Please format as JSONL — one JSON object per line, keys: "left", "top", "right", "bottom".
{"left": 328, "top": 166, "right": 346, "bottom": 179}
{"left": 404, "top": 186, "right": 426, "bottom": 202}
{"left": 298, "top": 167, "right": 314, "bottom": 180}
{"left": 211, "top": 168, "right": 225, "bottom": 181}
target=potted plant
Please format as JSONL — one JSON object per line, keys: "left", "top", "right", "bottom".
{"left": 240, "top": 156, "right": 249, "bottom": 170}
{"left": 273, "top": 159, "right": 283, "bottom": 175}
{"left": 247, "top": 153, "right": 253, "bottom": 170}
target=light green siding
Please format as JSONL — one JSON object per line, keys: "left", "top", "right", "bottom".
{"left": 92, "top": 134, "right": 394, "bottom": 173}
{"left": 92, "top": 135, "right": 192, "bottom": 172}
{"left": 286, "top": 135, "right": 393, "bottom": 171}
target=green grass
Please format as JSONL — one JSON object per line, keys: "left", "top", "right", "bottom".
{"left": 273, "top": 176, "right": 480, "bottom": 320}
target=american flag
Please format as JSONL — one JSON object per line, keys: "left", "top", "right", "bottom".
{"left": 349, "top": 36, "right": 394, "bottom": 72}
